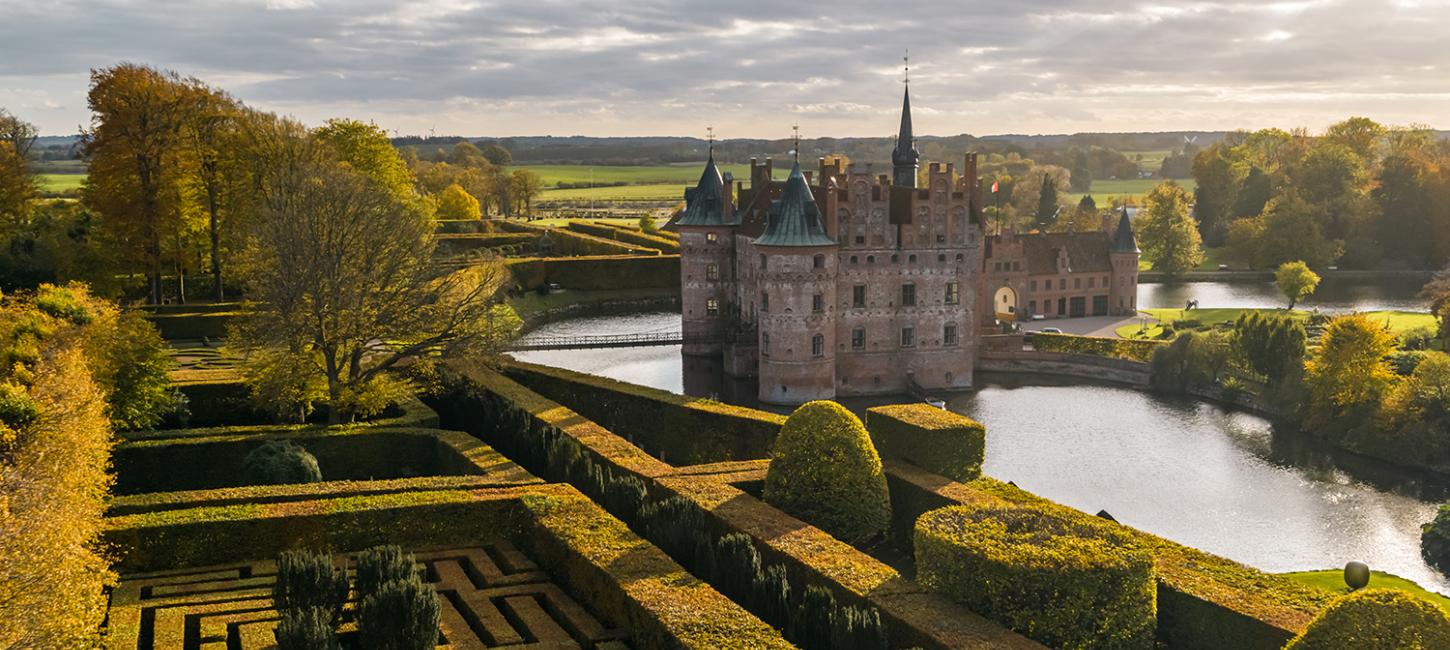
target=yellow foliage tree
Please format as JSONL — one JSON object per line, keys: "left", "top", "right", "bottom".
{"left": 436, "top": 183, "right": 481, "bottom": 220}
{"left": 1306, "top": 314, "right": 1398, "bottom": 411}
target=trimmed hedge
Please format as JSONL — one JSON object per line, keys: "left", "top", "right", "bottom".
{"left": 106, "top": 475, "right": 534, "bottom": 516}
{"left": 916, "top": 503, "right": 1156, "bottom": 649}
{"left": 567, "top": 221, "right": 681, "bottom": 253}
{"left": 496, "top": 220, "right": 662, "bottom": 256}
{"left": 1285, "top": 588, "right": 1450, "bottom": 649}
{"left": 434, "top": 232, "right": 537, "bottom": 256}
{"left": 1034, "top": 332, "right": 1164, "bottom": 362}
{"left": 866, "top": 404, "right": 985, "bottom": 482}
{"left": 504, "top": 360, "right": 782, "bottom": 464}
{"left": 135, "top": 392, "right": 441, "bottom": 440}
{"left": 504, "top": 255, "right": 680, "bottom": 291}
{"left": 147, "top": 311, "right": 241, "bottom": 339}
{"left": 763, "top": 401, "right": 891, "bottom": 545}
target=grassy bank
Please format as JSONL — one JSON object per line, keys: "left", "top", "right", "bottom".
{"left": 1282, "top": 569, "right": 1450, "bottom": 612}
{"left": 1116, "top": 308, "right": 1435, "bottom": 339}
{"left": 1066, "top": 177, "right": 1196, "bottom": 205}
{"left": 38, "top": 173, "right": 86, "bottom": 193}
{"left": 509, "top": 286, "right": 679, "bottom": 323}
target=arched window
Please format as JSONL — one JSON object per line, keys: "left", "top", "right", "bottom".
{"left": 908, "top": 254, "right": 917, "bottom": 264}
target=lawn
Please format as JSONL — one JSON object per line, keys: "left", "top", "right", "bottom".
{"left": 515, "top": 163, "right": 791, "bottom": 188}
{"left": 1282, "top": 569, "right": 1450, "bottom": 613}
{"left": 38, "top": 173, "right": 86, "bottom": 193}
{"left": 1066, "top": 178, "right": 1196, "bottom": 205}
{"left": 1123, "top": 150, "right": 1174, "bottom": 174}
{"left": 539, "top": 183, "right": 686, "bottom": 202}
{"left": 1116, "top": 308, "right": 1435, "bottom": 339}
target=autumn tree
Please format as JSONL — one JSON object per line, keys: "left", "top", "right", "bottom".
{"left": 1258, "top": 192, "right": 1343, "bottom": 269}
{"left": 509, "top": 169, "right": 544, "bottom": 215}
{"left": 1306, "top": 314, "right": 1398, "bottom": 412}
{"left": 1191, "top": 144, "right": 1239, "bottom": 246}
{"left": 1223, "top": 217, "right": 1266, "bottom": 269}
{"left": 1276, "top": 261, "right": 1321, "bottom": 309}
{"left": 1233, "top": 310, "right": 1307, "bottom": 381}
{"left": 232, "top": 116, "right": 517, "bottom": 423}
{"left": 479, "top": 142, "right": 512, "bottom": 165}
{"left": 436, "top": 183, "right": 481, "bottom": 220}
{"left": 1137, "top": 180, "right": 1203, "bottom": 274}
{"left": 0, "top": 109, "right": 37, "bottom": 227}
{"left": 1231, "top": 166, "right": 1272, "bottom": 218}
{"left": 1035, "top": 172, "right": 1060, "bottom": 225}
{"left": 180, "top": 82, "right": 241, "bottom": 300}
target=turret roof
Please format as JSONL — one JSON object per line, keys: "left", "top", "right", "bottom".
{"left": 754, "top": 161, "right": 836, "bottom": 247}
{"left": 677, "top": 153, "right": 727, "bottom": 227}
{"left": 1112, "top": 206, "right": 1139, "bottom": 253}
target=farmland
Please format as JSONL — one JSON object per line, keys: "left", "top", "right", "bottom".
{"left": 38, "top": 173, "right": 86, "bottom": 193}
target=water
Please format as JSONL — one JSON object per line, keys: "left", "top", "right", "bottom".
{"left": 513, "top": 305, "right": 1450, "bottom": 595}
{"left": 1140, "top": 276, "right": 1428, "bottom": 312}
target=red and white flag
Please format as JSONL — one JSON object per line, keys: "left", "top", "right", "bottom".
{"left": 991, "top": 180, "right": 1000, "bottom": 193}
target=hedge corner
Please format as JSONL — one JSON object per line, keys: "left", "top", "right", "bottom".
{"left": 866, "top": 404, "right": 985, "bottom": 483}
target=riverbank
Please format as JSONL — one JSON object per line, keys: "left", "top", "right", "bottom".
{"left": 510, "top": 286, "right": 680, "bottom": 332}
{"left": 1115, "top": 308, "right": 1435, "bottom": 339}
{"left": 1141, "top": 269, "right": 1436, "bottom": 283}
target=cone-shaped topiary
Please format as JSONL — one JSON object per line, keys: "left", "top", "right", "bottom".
{"left": 715, "top": 533, "right": 761, "bottom": 603}
{"left": 275, "top": 606, "right": 341, "bottom": 650}
{"left": 752, "top": 564, "right": 792, "bottom": 630}
{"left": 791, "top": 584, "right": 838, "bottom": 650}
{"left": 242, "top": 440, "right": 322, "bottom": 485}
{"left": 357, "top": 579, "right": 440, "bottom": 650}
{"left": 763, "top": 400, "right": 890, "bottom": 544}
{"left": 272, "top": 550, "right": 348, "bottom": 620}
{"left": 1286, "top": 588, "right": 1450, "bottom": 649}
{"left": 355, "top": 546, "right": 417, "bottom": 601}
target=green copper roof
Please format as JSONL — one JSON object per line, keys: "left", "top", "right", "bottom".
{"left": 1112, "top": 207, "right": 1139, "bottom": 253}
{"left": 754, "top": 161, "right": 836, "bottom": 248}
{"left": 677, "top": 154, "right": 727, "bottom": 227}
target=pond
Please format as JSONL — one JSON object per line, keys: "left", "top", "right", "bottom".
{"left": 513, "top": 310, "right": 1450, "bottom": 596}
{"left": 1140, "top": 276, "right": 1428, "bottom": 312}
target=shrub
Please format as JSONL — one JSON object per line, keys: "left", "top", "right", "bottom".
{"left": 915, "top": 503, "right": 1156, "bottom": 649}
{"left": 357, "top": 579, "right": 440, "bottom": 650}
{"left": 762, "top": 400, "right": 891, "bottom": 545}
{"left": 273, "top": 550, "right": 348, "bottom": 618}
{"left": 1033, "top": 332, "right": 1163, "bottom": 362}
{"left": 603, "top": 473, "right": 647, "bottom": 524}
{"left": 639, "top": 496, "right": 707, "bottom": 569}
{"left": 1422, "top": 505, "right": 1450, "bottom": 575}
{"left": 833, "top": 604, "right": 887, "bottom": 650}
{"left": 355, "top": 546, "right": 417, "bottom": 600}
{"left": 752, "top": 564, "right": 792, "bottom": 630}
{"left": 275, "top": 606, "right": 341, "bottom": 650}
{"left": 866, "top": 404, "right": 984, "bottom": 482}
{"left": 1285, "top": 588, "right": 1450, "bottom": 649}
{"left": 1390, "top": 350, "right": 1432, "bottom": 376}
{"left": 241, "top": 440, "right": 323, "bottom": 485}
{"left": 1151, "top": 330, "right": 1233, "bottom": 391}
{"left": 791, "top": 584, "right": 837, "bottom": 650}
{"left": 714, "top": 533, "right": 761, "bottom": 604}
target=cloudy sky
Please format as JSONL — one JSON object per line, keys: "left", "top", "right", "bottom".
{"left": 3, "top": 0, "right": 1449, "bottom": 138}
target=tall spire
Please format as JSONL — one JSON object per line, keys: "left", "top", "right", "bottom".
{"left": 791, "top": 124, "right": 800, "bottom": 163}
{"left": 891, "top": 52, "right": 920, "bottom": 188}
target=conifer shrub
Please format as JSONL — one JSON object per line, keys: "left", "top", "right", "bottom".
{"left": 274, "top": 606, "right": 341, "bottom": 650}
{"left": 833, "top": 604, "right": 887, "bottom": 650}
{"left": 915, "top": 503, "right": 1156, "bottom": 649}
{"left": 752, "top": 564, "right": 792, "bottom": 630}
{"left": 866, "top": 404, "right": 985, "bottom": 482}
{"left": 355, "top": 546, "right": 417, "bottom": 600}
{"left": 603, "top": 473, "right": 647, "bottom": 523}
{"left": 639, "top": 496, "right": 706, "bottom": 569}
{"left": 1285, "top": 588, "right": 1450, "bottom": 649}
{"left": 715, "top": 533, "right": 761, "bottom": 603}
{"left": 762, "top": 400, "right": 891, "bottom": 544}
{"left": 792, "top": 584, "right": 838, "bottom": 650}
{"left": 241, "top": 440, "right": 323, "bottom": 485}
{"left": 357, "top": 579, "right": 440, "bottom": 650}
{"left": 272, "top": 550, "right": 348, "bottom": 621}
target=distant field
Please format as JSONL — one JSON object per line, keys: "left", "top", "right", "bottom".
{"left": 515, "top": 163, "right": 795, "bottom": 188}
{"left": 38, "top": 173, "right": 86, "bottom": 192}
{"left": 1123, "top": 150, "right": 1173, "bottom": 173}
{"left": 540, "top": 183, "right": 684, "bottom": 202}
{"left": 1067, "top": 178, "right": 1196, "bottom": 205}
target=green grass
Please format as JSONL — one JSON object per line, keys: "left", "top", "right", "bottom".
{"left": 514, "top": 163, "right": 791, "bottom": 188}
{"left": 1123, "top": 150, "right": 1174, "bottom": 173}
{"left": 509, "top": 286, "right": 679, "bottom": 320}
{"left": 38, "top": 173, "right": 85, "bottom": 193}
{"left": 539, "top": 183, "right": 686, "bottom": 202}
{"left": 1067, "top": 178, "right": 1196, "bottom": 206}
{"left": 1116, "top": 308, "right": 1435, "bottom": 339}
{"left": 1282, "top": 570, "right": 1450, "bottom": 613}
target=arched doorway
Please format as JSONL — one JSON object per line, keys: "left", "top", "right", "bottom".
{"left": 993, "top": 286, "right": 1018, "bottom": 321}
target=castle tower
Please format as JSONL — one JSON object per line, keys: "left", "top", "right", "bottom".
{"left": 678, "top": 148, "right": 735, "bottom": 356}
{"left": 1109, "top": 207, "right": 1141, "bottom": 315}
{"left": 754, "top": 160, "right": 838, "bottom": 405}
{"left": 891, "top": 82, "right": 920, "bottom": 188}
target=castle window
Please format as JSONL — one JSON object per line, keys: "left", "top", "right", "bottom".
{"left": 1013, "top": 261, "right": 1021, "bottom": 271}
{"left": 1088, "top": 276, "right": 1095, "bottom": 288}
{"left": 891, "top": 254, "right": 900, "bottom": 263}
{"left": 812, "top": 334, "right": 824, "bottom": 357}
{"left": 1059, "top": 279, "right": 1067, "bottom": 290}
{"left": 901, "top": 283, "right": 916, "bottom": 307}
{"left": 706, "top": 232, "right": 718, "bottom": 243}
{"left": 855, "top": 235, "right": 865, "bottom": 245}
{"left": 968, "top": 232, "right": 976, "bottom": 245}
{"left": 1029, "top": 300, "right": 1037, "bottom": 314}
{"left": 760, "top": 254, "right": 766, "bottom": 269}
{"left": 944, "top": 323, "right": 958, "bottom": 346}
{"left": 853, "top": 285, "right": 866, "bottom": 308}
{"left": 938, "top": 254, "right": 946, "bottom": 263}
{"left": 706, "top": 263, "right": 719, "bottom": 281}
{"left": 956, "top": 253, "right": 964, "bottom": 262}
{"left": 812, "top": 294, "right": 824, "bottom": 313}
{"left": 937, "top": 234, "right": 946, "bottom": 243}
{"left": 813, "top": 254, "right": 825, "bottom": 269}
{"left": 706, "top": 299, "right": 719, "bottom": 315}
{"left": 901, "top": 327, "right": 915, "bottom": 348}
{"left": 762, "top": 333, "right": 770, "bottom": 357}
{"left": 1030, "top": 279, "right": 1037, "bottom": 291}
{"left": 945, "top": 281, "right": 959, "bottom": 305}
{"left": 1074, "top": 278, "right": 1082, "bottom": 289}
{"left": 852, "top": 328, "right": 865, "bottom": 350}
{"left": 867, "top": 255, "right": 875, "bottom": 264}
{"left": 760, "top": 291, "right": 769, "bottom": 312}
{"left": 908, "top": 254, "right": 917, "bottom": 263}
{"left": 850, "top": 255, "right": 858, "bottom": 264}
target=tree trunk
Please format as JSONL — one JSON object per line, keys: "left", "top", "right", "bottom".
{"left": 208, "top": 181, "right": 223, "bottom": 301}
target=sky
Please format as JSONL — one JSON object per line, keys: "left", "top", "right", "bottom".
{"left": 3, "top": 0, "right": 1449, "bottom": 139}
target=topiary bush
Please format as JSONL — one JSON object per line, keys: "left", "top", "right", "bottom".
{"left": 241, "top": 440, "right": 323, "bottom": 485}
{"left": 272, "top": 550, "right": 348, "bottom": 621}
{"left": 866, "top": 404, "right": 985, "bottom": 482}
{"left": 915, "top": 503, "right": 1156, "bottom": 649}
{"left": 1285, "top": 588, "right": 1450, "bottom": 649}
{"left": 355, "top": 545, "right": 417, "bottom": 600}
{"left": 1421, "top": 505, "right": 1450, "bottom": 575}
{"left": 274, "top": 606, "right": 341, "bottom": 650}
{"left": 762, "top": 400, "right": 891, "bottom": 545}
{"left": 357, "top": 579, "right": 440, "bottom": 650}
{"left": 791, "top": 584, "right": 837, "bottom": 650}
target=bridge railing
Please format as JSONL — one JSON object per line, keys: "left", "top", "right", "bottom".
{"left": 508, "top": 331, "right": 693, "bottom": 351}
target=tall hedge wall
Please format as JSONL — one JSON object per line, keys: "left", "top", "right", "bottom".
{"left": 566, "top": 221, "right": 681, "bottom": 253}
{"left": 505, "top": 255, "right": 680, "bottom": 291}
{"left": 916, "top": 503, "right": 1157, "bottom": 649}
{"left": 496, "top": 220, "right": 662, "bottom": 256}
{"left": 503, "top": 360, "right": 783, "bottom": 465}
{"left": 866, "top": 404, "right": 985, "bottom": 482}
{"left": 1033, "top": 332, "right": 1164, "bottom": 362}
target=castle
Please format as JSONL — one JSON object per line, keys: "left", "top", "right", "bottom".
{"left": 675, "top": 82, "right": 1140, "bottom": 405}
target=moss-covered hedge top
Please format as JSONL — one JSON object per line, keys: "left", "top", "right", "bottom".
{"left": 1032, "top": 332, "right": 1165, "bottom": 362}
{"left": 1286, "top": 588, "right": 1450, "bottom": 649}
{"left": 868, "top": 403, "right": 985, "bottom": 432}
{"left": 916, "top": 503, "right": 1144, "bottom": 573}
{"left": 126, "top": 392, "right": 440, "bottom": 441}
{"left": 505, "top": 360, "right": 784, "bottom": 428}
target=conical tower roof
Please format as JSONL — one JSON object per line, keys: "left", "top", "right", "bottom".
{"left": 1112, "top": 207, "right": 1139, "bottom": 253}
{"left": 754, "top": 161, "right": 836, "bottom": 247}
{"left": 891, "top": 85, "right": 920, "bottom": 168}
{"left": 677, "top": 152, "right": 727, "bottom": 227}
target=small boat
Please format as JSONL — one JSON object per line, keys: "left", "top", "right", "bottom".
{"left": 924, "top": 397, "right": 947, "bottom": 410}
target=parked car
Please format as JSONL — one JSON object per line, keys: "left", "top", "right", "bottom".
{"left": 1041, "top": 327, "right": 1063, "bottom": 334}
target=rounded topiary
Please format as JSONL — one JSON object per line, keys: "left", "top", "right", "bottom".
{"left": 1286, "top": 588, "right": 1450, "bottom": 649}
{"left": 1422, "top": 505, "right": 1450, "bottom": 575}
{"left": 358, "top": 579, "right": 440, "bottom": 650}
{"left": 241, "top": 440, "right": 322, "bottom": 485}
{"left": 915, "top": 504, "right": 1155, "bottom": 650}
{"left": 762, "top": 400, "right": 890, "bottom": 544}
{"left": 275, "top": 606, "right": 341, "bottom": 650}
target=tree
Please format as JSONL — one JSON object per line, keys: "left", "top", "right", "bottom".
{"left": 1375, "top": 153, "right": 1438, "bottom": 268}
{"left": 449, "top": 140, "right": 488, "bottom": 169}
{"left": 1054, "top": 194, "right": 1100, "bottom": 233}
{"left": 1223, "top": 217, "right": 1266, "bottom": 269}
{"left": 1259, "top": 192, "right": 1343, "bottom": 269}
{"left": 1290, "top": 142, "right": 1366, "bottom": 241}
{"left": 312, "top": 118, "right": 416, "bottom": 200}
{"left": 435, "top": 183, "right": 481, "bottom": 220}
{"left": 1231, "top": 166, "right": 1272, "bottom": 218}
{"left": 83, "top": 63, "right": 195, "bottom": 304}
{"left": 1233, "top": 310, "right": 1307, "bottom": 380}
{"left": 232, "top": 117, "right": 517, "bottom": 423}
{"left": 1137, "top": 181, "right": 1204, "bottom": 274}
{"left": 509, "top": 169, "right": 544, "bottom": 215}
{"left": 1306, "top": 314, "right": 1398, "bottom": 411}
{"left": 1276, "top": 261, "right": 1321, "bottom": 309}
{"left": 0, "top": 109, "right": 38, "bottom": 227}
{"left": 1035, "top": 172, "right": 1059, "bottom": 225}
{"left": 179, "top": 82, "right": 240, "bottom": 301}
{"left": 1192, "top": 145, "right": 1240, "bottom": 245}
{"left": 1322, "top": 116, "right": 1386, "bottom": 160}
{"left": 479, "top": 143, "right": 512, "bottom": 165}
{"left": 1069, "top": 150, "right": 1092, "bottom": 192}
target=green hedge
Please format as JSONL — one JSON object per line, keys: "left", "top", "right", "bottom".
{"left": 504, "top": 360, "right": 782, "bottom": 464}
{"left": 566, "top": 221, "right": 681, "bottom": 253}
{"left": 1285, "top": 588, "right": 1450, "bottom": 649}
{"left": 106, "top": 475, "right": 532, "bottom": 516}
{"left": 434, "top": 232, "right": 537, "bottom": 255}
{"left": 147, "top": 311, "right": 240, "bottom": 339}
{"left": 762, "top": 401, "right": 891, "bottom": 545}
{"left": 1034, "top": 332, "right": 1164, "bottom": 362}
{"left": 915, "top": 503, "right": 1156, "bottom": 649}
{"left": 435, "top": 219, "right": 505, "bottom": 234}
{"left": 496, "top": 220, "right": 661, "bottom": 256}
{"left": 505, "top": 255, "right": 680, "bottom": 291}
{"left": 138, "top": 392, "right": 441, "bottom": 441}
{"left": 866, "top": 404, "right": 984, "bottom": 482}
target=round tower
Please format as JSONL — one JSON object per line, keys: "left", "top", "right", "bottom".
{"left": 1109, "top": 207, "right": 1141, "bottom": 315}
{"left": 677, "top": 152, "right": 735, "bottom": 356}
{"left": 754, "top": 161, "right": 838, "bottom": 405}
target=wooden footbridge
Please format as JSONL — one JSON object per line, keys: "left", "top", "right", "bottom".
{"left": 508, "top": 331, "right": 694, "bottom": 351}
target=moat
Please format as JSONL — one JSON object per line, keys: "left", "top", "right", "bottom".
{"left": 514, "top": 282, "right": 1450, "bottom": 596}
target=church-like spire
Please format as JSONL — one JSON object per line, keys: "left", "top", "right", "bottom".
{"left": 678, "top": 130, "right": 727, "bottom": 227}
{"left": 891, "top": 54, "right": 920, "bottom": 188}
{"left": 1112, "top": 206, "right": 1139, "bottom": 253}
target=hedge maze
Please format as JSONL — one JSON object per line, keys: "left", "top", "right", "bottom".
{"left": 109, "top": 544, "right": 629, "bottom": 649}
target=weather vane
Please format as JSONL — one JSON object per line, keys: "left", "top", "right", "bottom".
{"left": 707, "top": 125, "right": 714, "bottom": 155}
{"left": 792, "top": 124, "right": 800, "bottom": 162}
{"left": 904, "top": 49, "right": 910, "bottom": 84}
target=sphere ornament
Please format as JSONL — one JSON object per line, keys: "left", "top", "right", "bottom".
{"left": 1344, "top": 561, "right": 1371, "bottom": 590}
